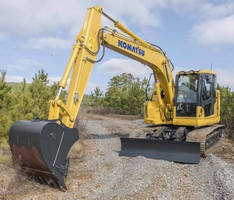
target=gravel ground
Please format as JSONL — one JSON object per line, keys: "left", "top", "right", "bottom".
{"left": 0, "top": 114, "right": 233, "bottom": 200}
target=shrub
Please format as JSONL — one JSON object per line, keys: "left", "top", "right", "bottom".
{"left": 218, "top": 85, "right": 234, "bottom": 138}
{"left": 0, "top": 70, "right": 63, "bottom": 142}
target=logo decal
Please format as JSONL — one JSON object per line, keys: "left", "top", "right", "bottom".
{"left": 118, "top": 40, "right": 145, "bottom": 56}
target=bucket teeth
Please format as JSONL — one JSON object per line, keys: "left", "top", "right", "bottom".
{"left": 42, "top": 178, "right": 48, "bottom": 185}
{"left": 40, "top": 177, "right": 47, "bottom": 184}
{"left": 34, "top": 175, "right": 43, "bottom": 184}
{"left": 47, "top": 178, "right": 54, "bottom": 186}
{"left": 49, "top": 179, "right": 60, "bottom": 189}
{"left": 27, "top": 173, "right": 62, "bottom": 189}
{"left": 39, "top": 176, "right": 45, "bottom": 184}
{"left": 28, "top": 175, "right": 33, "bottom": 180}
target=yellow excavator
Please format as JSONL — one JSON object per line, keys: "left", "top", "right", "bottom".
{"left": 9, "top": 6, "right": 224, "bottom": 190}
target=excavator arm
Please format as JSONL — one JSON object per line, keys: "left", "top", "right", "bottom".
{"left": 48, "top": 6, "right": 174, "bottom": 128}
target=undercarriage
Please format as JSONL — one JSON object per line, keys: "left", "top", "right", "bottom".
{"left": 120, "top": 124, "right": 224, "bottom": 164}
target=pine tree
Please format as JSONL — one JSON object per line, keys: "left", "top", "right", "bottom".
{"left": 28, "top": 70, "right": 51, "bottom": 119}
{"left": 0, "top": 72, "right": 13, "bottom": 142}
{"left": 103, "top": 73, "right": 148, "bottom": 114}
{"left": 90, "top": 86, "right": 104, "bottom": 107}
{"left": 218, "top": 85, "right": 234, "bottom": 138}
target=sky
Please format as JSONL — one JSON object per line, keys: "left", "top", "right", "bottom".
{"left": 0, "top": 0, "right": 234, "bottom": 93}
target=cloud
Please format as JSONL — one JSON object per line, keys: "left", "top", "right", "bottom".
{"left": 100, "top": 0, "right": 166, "bottom": 28}
{"left": 5, "top": 75, "right": 29, "bottom": 83}
{"left": 1, "top": 64, "right": 25, "bottom": 72}
{"left": 0, "top": 33, "right": 6, "bottom": 41}
{"left": 184, "top": 1, "right": 234, "bottom": 46}
{"left": 192, "top": 15, "right": 234, "bottom": 45}
{"left": 216, "top": 68, "right": 234, "bottom": 89}
{"left": 0, "top": 0, "right": 89, "bottom": 36}
{"left": 1, "top": 59, "right": 44, "bottom": 72}
{"left": 98, "top": 58, "right": 152, "bottom": 78}
{"left": 168, "top": 0, "right": 234, "bottom": 18}
{"left": 166, "top": 0, "right": 234, "bottom": 46}
{"left": 17, "top": 59, "right": 43, "bottom": 68}
{"left": 24, "top": 37, "right": 71, "bottom": 49}
{"left": 48, "top": 76, "right": 61, "bottom": 85}
{"left": 4, "top": 74, "right": 65, "bottom": 87}
{"left": 0, "top": 0, "right": 233, "bottom": 49}
{"left": 5, "top": 75, "right": 63, "bottom": 87}
{"left": 200, "top": 2, "right": 234, "bottom": 19}
{"left": 86, "top": 81, "right": 105, "bottom": 94}
{"left": 0, "top": 0, "right": 167, "bottom": 38}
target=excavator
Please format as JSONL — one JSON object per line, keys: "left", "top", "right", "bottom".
{"left": 9, "top": 6, "right": 224, "bottom": 190}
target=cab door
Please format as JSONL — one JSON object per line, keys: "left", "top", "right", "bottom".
{"left": 199, "top": 74, "right": 216, "bottom": 117}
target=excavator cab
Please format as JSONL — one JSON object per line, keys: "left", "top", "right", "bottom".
{"left": 174, "top": 70, "right": 220, "bottom": 127}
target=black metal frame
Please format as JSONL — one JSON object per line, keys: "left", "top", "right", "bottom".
{"left": 174, "top": 73, "right": 199, "bottom": 117}
{"left": 198, "top": 73, "right": 216, "bottom": 116}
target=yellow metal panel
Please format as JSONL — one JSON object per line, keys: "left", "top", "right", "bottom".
{"left": 49, "top": 6, "right": 102, "bottom": 127}
{"left": 144, "top": 101, "right": 172, "bottom": 125}
{"left": 198, "top": 70, "right": 216, "bottom": 74}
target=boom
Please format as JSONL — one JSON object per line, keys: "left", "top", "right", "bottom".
{"left": 49, "top": 6, "right": 175, "bottom": 128}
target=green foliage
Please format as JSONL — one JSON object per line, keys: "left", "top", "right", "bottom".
{"left": 89, "top": 86, "right": 105, "bottom": 107}
{"left": 0, "top": 70, "right": 62, "bottom": 142}
{"left": 0, "top": 71, "right": 14, "bottom": 140}
{"left": 108, "top": 73, "right": 135, "bottom": 88}
{"left": 127, "top": 81, "right": 146, "bottom": 114}
{"left": 10, "top": 78, "right": 33, "bottom": 121}
{"left": 89, "top": 73, "right": 147, "bottom": 115}
{"left": 0, "top": 72, "right": 11, "bottom": 101}
{"left": 28, "top": 70, "right": 51, "bottom": 119}
{"left": 218, "top": 85, "right": 234, "bottom": 138}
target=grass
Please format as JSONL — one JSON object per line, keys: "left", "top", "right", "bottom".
{"left": 0, "top": 143, "right": 11, "bottom": 165}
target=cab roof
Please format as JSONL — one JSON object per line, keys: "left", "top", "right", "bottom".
{"left": 176, "top": 70, "right": 216, "bottom": 76}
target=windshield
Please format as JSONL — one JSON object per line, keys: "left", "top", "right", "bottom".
{"left": 176, "top": 74, "right": 198, "bottom": 103}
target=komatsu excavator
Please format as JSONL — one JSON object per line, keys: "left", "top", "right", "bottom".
{"left": 9, "top": 6, "right": 224, "bottom": 190}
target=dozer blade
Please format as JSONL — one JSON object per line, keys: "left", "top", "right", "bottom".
{"left": 9, "top": 119, "right": 78, "bottom": 190}
{"left": 119, "top": 137, "right": 200, "bottom": 164}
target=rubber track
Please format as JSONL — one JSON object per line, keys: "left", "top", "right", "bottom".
{"left": 186, "top": 124, "right": 224, "bottom": 157}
